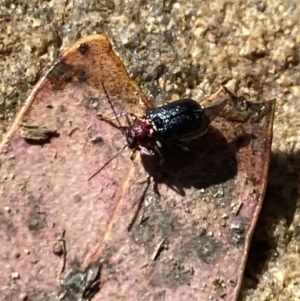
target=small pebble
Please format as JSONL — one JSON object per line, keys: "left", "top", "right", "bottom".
{"left": 52, "top": 241, "right": 63, "bottom": 256}
{"left": 11, "top": 272, "right": 20, "bottom": 279}
{"left": 14, "top": 252, "right": 21, "bottom": 259}
{"left": 19, "top": 293, "right": 27, "bottom": 300}
{"left": 4, "top": 206, "right": 11, "bottom": 213}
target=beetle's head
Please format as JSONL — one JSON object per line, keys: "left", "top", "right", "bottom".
{"left": 124, "top": 118, "right": 154, "bottom": 149}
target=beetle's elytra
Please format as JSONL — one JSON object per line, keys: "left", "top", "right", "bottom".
{"left": 126, "top": 99, "right": 209, "bottom": 148}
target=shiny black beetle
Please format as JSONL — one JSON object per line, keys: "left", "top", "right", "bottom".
{"left": 99, "top": 84, "right": 228, "bottom": 160}
{"left": 88, "top": 85, "right": 228, "bottom": 180}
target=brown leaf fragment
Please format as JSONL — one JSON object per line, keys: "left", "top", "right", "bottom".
{"left": 151, "top": 238, "right": 166, "bottom": 261}
{"left": 57, "top": 261, "right": 102, "bottom": 301}
{"left": 19, "top": 123, "right": 58, "bottom": 142}
{"left": 219, "top": 86, "right": 274, "bottom": 123}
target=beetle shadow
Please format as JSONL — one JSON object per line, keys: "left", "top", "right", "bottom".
{"left": 141, "top": 128, "right": 252, "bottom": 196}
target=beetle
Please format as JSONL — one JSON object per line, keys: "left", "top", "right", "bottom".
{"left": 88, "top": 83, "right": 228, "bottom": 180}
{"left": 100, "top": 83, "right": 227, "bottom": 156}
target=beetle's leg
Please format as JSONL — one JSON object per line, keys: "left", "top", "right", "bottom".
{"left": 124, "top": 113, "right": 137, "bottom": 127}
{"left": 138, "top": 143, "right": 164, "bottom": 165}
{"left": 154, "top": 140, "right": 161, "bottom": 150}
{"left": 100, "top": 111, "right": 137, "bottom": 129}
{"left": 139, "top": 146, "right": 154, "bottom": 156}
{"left": 111, "top": 112, "right": 129, "bottom": 119}
{"left": 111, "top": 112, "right": 137, "bottom": 121}
{"left": 96, "top": 113, "right": 126, "bottom": 131}
{"left": 153, "top": 143, "right": 164, "bottom": 167}
{"left": 130, "top": 148, "right": 137, "bottom": 161}
{"left": 174, "top": 140, "right": 190, "bottom": 152}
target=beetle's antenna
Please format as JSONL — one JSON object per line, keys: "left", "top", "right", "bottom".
{"left": 89, "top": 83, "right": 132, "bottom": 181}
{"left": 88, "top": 144, "right": 128, "bottom": 181}
{"left": 101, "top": 82, "right": 122, "bottom": 128}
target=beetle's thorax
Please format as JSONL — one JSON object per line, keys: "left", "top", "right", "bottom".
{"left": 125, "top": 117, "right": 155, "bottom": 149}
